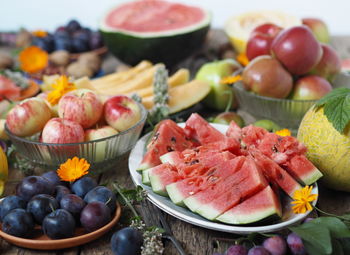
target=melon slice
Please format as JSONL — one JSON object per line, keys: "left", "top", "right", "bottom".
{"left": 184, "top": 157, "right": 267, "bottom": 214}
{"left": 250, "top": 150, "right": 302, "bottom": 197}
{"left": 283, "top": 155, "right": 323, "bottom": 185}
{"left": 195, "top": 158, "right": 268, "bottom": 220}
{"left": 142, "top": 168, "right": 152, "bottom": 185}
{"left": 166, "top": 156, "right": 245, "bottom": 206}
{"left": 217, "top": 185, "right": 282, "bottom": 224}
{"left": 142, "top": 79, "right": 211, "bottom": 114}
{"left": 137, "top": 119, "right": 193, "bottom": 171}
{"left": 149, "top": 163, "right": 182, "bottom": 196}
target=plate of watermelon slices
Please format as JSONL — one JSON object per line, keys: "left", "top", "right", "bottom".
{"left": 129, "top": 114, "right": 319, "bottom": 234}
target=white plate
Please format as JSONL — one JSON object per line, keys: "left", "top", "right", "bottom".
{"left": 128, "top": 123, "right": 318, "bottom": 234}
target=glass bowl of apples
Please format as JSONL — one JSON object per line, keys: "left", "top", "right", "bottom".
{"left": 5, "top": 93, "right": 148, "bottom": 172}
{"left": 233, "top": 82, "right": 318, "bottom": 131}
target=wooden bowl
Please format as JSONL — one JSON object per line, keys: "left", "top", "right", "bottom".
{"left": 18, "top": 80, "right": 40, "bottom": 101}
{"left": 0, "top": 203, "right": 121, "bottom": 250}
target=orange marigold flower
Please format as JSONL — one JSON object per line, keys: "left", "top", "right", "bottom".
{"left": 19, "top": 46, "right": 48, "bottom": 73}
{"left": 237, "top": 53, "right": 249, "bottom": 67}
{"left": 220, "top": 75, "right": 242, "bottom": 85}
{"left": 47, "top": 75, "right": 76, "bottom": 105}
{"left": 275, "top": 129, "right": 292, "bottom": 137}
{"left": 291, "top": 185, "right": 317, "bottom": 214}
{"left": 57, "top": 157, "right": 90, "bottom": 182}
{"left": 32, "top": 30, "right": 48, "bottom": 38}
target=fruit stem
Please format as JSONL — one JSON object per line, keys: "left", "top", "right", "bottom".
{"left": 224, "top": 89, "right": 233, "bottom": 113}
{"left": 314, "top": 206, "right": 350, "bottom": 222}
{"left": 113, "top": 183, "right": 139, "bottom": 218}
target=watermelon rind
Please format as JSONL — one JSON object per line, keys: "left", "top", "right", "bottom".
{"left": 100, "top": 5, "right": 211, "bottom": 66}
{"left": 142, "top": 169, "right": 152, "bottom": 186}
{"left": 301, "top": 169, "right": 323, "bottom": 186}
{"left": 149, "top": 173, "right": 169, "bottom": 197}
{"left": 166, "top": 182, "right": 187, "bottom": 207}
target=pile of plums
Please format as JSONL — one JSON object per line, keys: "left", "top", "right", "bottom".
{"left": 0, "top": 171, "right": 116, "bottom": 239}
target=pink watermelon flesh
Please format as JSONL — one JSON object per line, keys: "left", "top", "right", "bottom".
{"left": 217, "top": 185, "right": 282, "bottom": 224}
{"left": 149, "top": 163, "right": 182, "bottom": 196}
{"left": 184, "top": 113, "right": 241, "bottom": 153}
{"left": 104, "top": 0, "right": 205, "bottom": 33}
{"left": 249, "top": 149, "right": 302, "bottom": 198}
{"left": 240, "top": 125, "right": 268, "bottom": 148}
{"left": 166, "top": 156, "right": 246, "bottom": 206}
{"left": 195, "top": 157, "right": 268, "bottom": 220}
{"left": 282, "top": 155, "right": 323, "bottom": 185}
{"left": 226, "top": 121, "right": 242, "bottom": 141}
{"left": 184, "top": 157, "right": 267, "bottom": 214}
{"left": 138, "top": 119, "right": 193, "bottom": 171}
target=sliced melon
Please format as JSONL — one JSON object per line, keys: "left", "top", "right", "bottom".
{"left": 134, "top": 68, "right": 190, "bottom": 98}
{"left": 142, "top": 168, "right": 152, "bottom": 186}
{"left": 142, "top": 79, "right": 210, "bottom": 114}
{"left": 216, "top": 185, "right": 282, "bottom": 224}
{"left": 149, "top": 163, "right": 181, "bottom": 196}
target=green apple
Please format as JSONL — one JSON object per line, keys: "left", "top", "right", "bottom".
{"left": 213, "top": 112, "right": 245, "bottom": 127}
{"left": 253, "top": 119, "right": 282, "bottom": 132}
{"left": 195, "top": 59, "right": 241, "bottom": 111}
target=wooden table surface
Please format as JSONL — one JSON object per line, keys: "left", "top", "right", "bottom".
{"left": 1, "top": 32, "right": 350, "bottom": 255}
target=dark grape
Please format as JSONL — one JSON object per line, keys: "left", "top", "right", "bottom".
{"left": 71, "top": 176, "right": 97, "bottom": 198}
{"left": 42, "top": 170, "right": 62, "bottom": 186}
{"left": 89, "top": 31, "right": 104, "bottom": 50}
{"left": 60, "top": 194, "right": 86, "bottom": 216}
{"left": 54, "top": 185, "right": 71, "bottom": 203}
{"left": 32, "top": 37, "right": 51, "bottom": 52}
{"left": 2, "top": 209, "right": 34, "bottom": 237}
{"left": 16, "top": 175, "right": 53, "bottom": 201}
{"left": 80, "top": 201, "right": 111, "bottom": 232}
{"left": 84, "top": 186, "right": 116, "bottom": 213}
{"left": 54, "top": 28, "right": 70, "bottom": 39}
{"left": 27, "top": 194, "right": 59, "bottom": 224}
{"left": 54, "top": 37, "right": 72, "bottom": 52}
{"left": 247, "top": 246, "right": 270, "bottom": 255}
{"left": 287, "top": 233, "right": 306, "bottom": 255}
{"left": 226, "top": 244, "right": 248, "bottom": 255}
{"left": 72, "top": 30, "right": 90, "bottom": 42}
{"left": 0, "top": 195, "right": 27, "bottom": 221}
{"left": 263, "top": 235, "right": 287, "bottom": 255}
{"left": 303, "top": 217, "right": 314, "bottom": 223}
{"left": 71, "top": 38, "right": 90, "bottom": 53}
{"left": 66, "top": 19, "right": 82, "bottom": 33}
{"left": 111, "top": 227, "right": 143, "bottom": 255}
{"left": 42, "top": 209, "right": 76, "bottom": 239}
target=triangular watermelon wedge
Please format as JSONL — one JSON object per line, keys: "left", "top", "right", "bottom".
{"left": 216, "top": 185, "right": 282, "bottom": 224}
{"left": 148, "top": 163, "right": 182, "bottom": 196}
{"left": 137, "top": 119, "right": 193, "bottom": 171}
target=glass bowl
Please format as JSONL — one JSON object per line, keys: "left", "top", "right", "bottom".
{"left": 233, "top": 82, "right": 317, "bottom": 131}
{"left": 5, "top": 102, "right": 148, "bottom": 172}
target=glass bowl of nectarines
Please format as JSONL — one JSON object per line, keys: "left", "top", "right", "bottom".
{"left": 5, "top": 93, "right": 148, "bottom": 172}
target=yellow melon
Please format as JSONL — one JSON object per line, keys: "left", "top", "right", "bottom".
{"left": 297, "top": 107, "right": 350, "bottom": 191}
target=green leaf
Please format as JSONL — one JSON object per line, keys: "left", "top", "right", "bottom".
{"left": 314, "top": 88, "right": 350, "bottom": 133}
{"left": 332, "top": 239, "right": 345, "bottom": 255}
{"left": 339, "top": 238, "right": 350, "bottom": 253}
{"left": 307, "top": 217, "right": 350, "bottom": 238}
{"left": 290, "top": 224, "right": 332, "bottom": 254}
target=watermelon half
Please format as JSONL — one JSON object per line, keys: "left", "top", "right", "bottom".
{"left": 100, "top": 0, "right": 211, "bottom": 66}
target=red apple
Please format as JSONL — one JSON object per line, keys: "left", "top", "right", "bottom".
{"left": 85, "top": 125, "right": 119, "bottom": 162}
{"left": 36, "top": 92, "right": 58, "bottom": 117}
{"left": 290, "top": 75, "right": 332, "bottom": 100}
{"left": 6, "top": 98, "right": 52, "bottom": 137}
{"left": 41, "top": 118, "right": 84, "bottom": 144}
{"left": 311, "top": 44, "right": 341, "bottom": 81}
{"left": 104, "top": 95, "right": 141, "bottom": 132}
{"left": 271, "top": 26, "right": 322, "bottom": 75}
{"left": 302, "top": 18, "right": 330, "bottom": 43}
{"left": 213, "top": 112, "right": 245, "bottom": 128}
{"left": 246, "top": 23, "right": 282, "bottom": 61}
{"left": 242, "top": 55, "right": 293, "bottom": 98}
{"left": 58, "top": 89, "right": 103, "bottom": 129}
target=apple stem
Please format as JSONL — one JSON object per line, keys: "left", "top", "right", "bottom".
{"left": 224, "top": 89, "right": 233, "bottom": 112}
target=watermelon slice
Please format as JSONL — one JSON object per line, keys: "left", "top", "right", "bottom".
{"left": 216, "top": 185, "right": 282, "bottom": 224}
{"left": 283, "top": 155, "right": 323, "bottom": 185}
{"left": 149, "top": 163, "right": 182, "bottom": 196}
{"left": 194, "top": 157, "right": 268, "bottom": 220}
{"left": 226, "top": 121, "right": 242, "bottom": 141}
{"left": 184, "top": 113, "right": 240, "bottom": 153}
{"left": 184, "top": 157, "right": 267, "bottom": 214}
{"left": 0, "top": 75, "right": 21, "bottom": 101}
{"left": 166, "top": 156, "right": 245, "bottom": 206}
{"left": 249, "top": 150, "right": 302, "bottom": 197}
{"left": 137, "top": 119, "right": 193, "bottom": 171}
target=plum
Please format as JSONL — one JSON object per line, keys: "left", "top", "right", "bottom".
{"left": 60, "top": 194, "right": 86, "bottom": 217}
{"left": 0, "top": 195, "right": 27, "bottom": 221}
{"left": 247, "top": 246, "right": 270, "bottom": 255}
{"left": 111, "top": 227, "right": 143, "bottom": 255}
{"left": 54, "top": 185, "right": 71, "bottom": 203}
{"left": 2, "top": 209, "right": 34, "bottom": 237}
{"left": 27, "top": 194, "right": 59, "bottom": 224}
{"left": 43, "top": 209, "right": 76, "bottom": 239}
{"left": 226, "top": 244, "right": 248, "bottom": 255}
{"left": 71, "top": 176, "right": 97, "bottom": 198}
{"left": 287, "top": 233, "right": 306, "bottom": 255}
{"left": 84, "top": 186, "right": 116, "bottom": 213}
{"left": 80, "top": 201, "right": 111, "bottom": 232}
{"left": 263, "top": 235, "right": 287, "bottom": 255}
{"left": 16, "top": 175, "right": 53, "bottom": 201}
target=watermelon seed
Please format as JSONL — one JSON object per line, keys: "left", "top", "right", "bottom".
{"left": 171, "top": 136, "right": 176, "bottom": 142}
{"left": 272, "top": 145, "right": 278, "bottom": 153}
{"left": 167, "top": 146, "right": 174, "bottom": 152}
{"left": 189, "top": 159, "right": 199, "bottom": 165}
